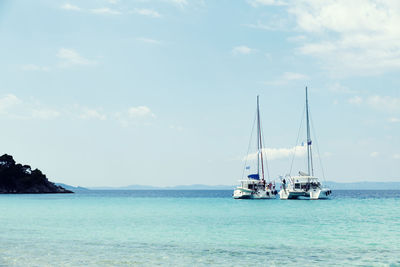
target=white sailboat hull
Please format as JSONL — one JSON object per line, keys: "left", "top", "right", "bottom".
{"left": 233, "top": 188, "right": 277, "bottom": 199}
{"left": 279, "top": 187, "right": 331, "bottom": 200}
{"left": 310, "top": 188, "right": 331, "bottom": 199}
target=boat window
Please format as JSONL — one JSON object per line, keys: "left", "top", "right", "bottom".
{"left": 295, "top": 183, "right": 300, "bottom": 189}
{"left": 248, "top": 184, "right": 254, "bottom": 189}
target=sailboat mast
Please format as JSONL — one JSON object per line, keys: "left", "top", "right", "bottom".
{"left": 257, "top": 95, "right": 265, "bottom": 180}
{"left": 257, "top": 96, "right": 260, "bottom": 177}
{"left": 305, "top": 87, "right": 314, "bottom": 176}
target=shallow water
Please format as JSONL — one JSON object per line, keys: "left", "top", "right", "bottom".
{"left": 1, "top": 190, "right": 400, "bottom": 266}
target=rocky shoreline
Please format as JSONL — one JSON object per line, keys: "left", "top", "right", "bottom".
{"left": 0, "top": 154, "right": 73, "bottom": 194}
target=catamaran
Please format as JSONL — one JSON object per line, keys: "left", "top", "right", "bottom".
{"left": 279, "top": 87, "right": 332, "bottom": 200}
{"left": 233, "top": 96, "right": 278, "bottom": 199}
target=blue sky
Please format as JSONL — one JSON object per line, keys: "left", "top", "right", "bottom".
{"left": 0, "top": 0, "right": 399, "bottom": 186}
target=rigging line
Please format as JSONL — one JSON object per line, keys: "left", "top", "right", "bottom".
{"left": 257, "top": 97, "right": 266, "bottom": 181}
{"left": 260, "top": 119, "right": 271, "bottom": 181}
{"left": 241, "top": 109, "right": 257, "bottom": 180}
{"left": 306, "top": 87, "right": 313, "bottom": 176}
{"left": 309, "top": 113, "right": 327, "bottom": 183}
{"left": 257, "top": 98, "right": 265, "bottom": 180}
{"left": 289, "top": 104, "right": 306, "bottom": 176}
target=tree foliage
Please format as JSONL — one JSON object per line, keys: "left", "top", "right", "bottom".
{"left": 0, "top": 154, "right": 73, "bottom": 194}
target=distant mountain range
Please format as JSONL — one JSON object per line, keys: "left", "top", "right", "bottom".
{"left": 55, "top": 183, "right": 90, "bottom": 191}
{"left": 86, "top": 181, "right": 400, "bottom": 190}
{"left": 324, "top": 181, "right": 400, "bottom": 190}
{"left": 54, "top": 181, "right": 400, "bottom": 191}
{"left": 88, "top": 184, "right": 235, "bottom": 190}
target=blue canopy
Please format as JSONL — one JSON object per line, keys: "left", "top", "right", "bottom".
{"left": 248, "top": 174, "right": 260, "bottom": 180}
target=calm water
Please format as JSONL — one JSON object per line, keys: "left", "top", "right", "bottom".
{"left": 1, "top": 190, "right": 400, "bottom": 266}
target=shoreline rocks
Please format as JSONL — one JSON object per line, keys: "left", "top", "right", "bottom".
{"left": 0, "top": 154, "right": 73, "bottom": 194}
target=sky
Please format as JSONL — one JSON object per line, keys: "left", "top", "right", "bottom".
{"left": 0, "top": 0, "right": 399, "bottom": 187}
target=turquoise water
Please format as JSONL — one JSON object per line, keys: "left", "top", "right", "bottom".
{"left": 1, "top": 190, "right": 400, "bottom": 266}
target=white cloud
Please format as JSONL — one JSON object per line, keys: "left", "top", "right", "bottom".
{"left": 348, "top": 96, "right": 363, "bottom": 105}
{"left": 57, "top": 48, "right": 95, "bottom": 67}
{"left": 128, "top": 106, "right": 155, "bottom": 118}
{"left": 169, "top": 125, "right": 184, "bottom": 131}
{"left": 21, "top": 64, "right": 50, "bottom": 72}
{"left": 348, "top": 95, "right": 400, "bottom": 113}
{"left": 290, "top": 1, "right": 389, "bottom": 34}
{"left": 61, "top": 3, "right": 81, "bottom": 11}
{"left": 232, "top": 45, "right": 256, "bottom": 55}
{"left": 168, "top": 0, "right": 188, "bottom": 8}
{"left": 248, "top": 0, "right": 287, "bottom": 7}
{"left": 328, "top": 83, "right": 357, "bottom": 94}
{"left": 245, "top": 21, "right": 277, "bottom": 31}
{"left": 0, "top": 95, "right": 157, "bottom": 125}
{"left": 115, "top": 106, "right": 156, "bottom": 127}
{"left": 0, "top": 94, "right": 60, "bottom": 120}
{"left": 245, "top": 145, "right": 306, "bottom": 161}
{"left": 287, "top": 35, "right": 306, "bottom": 42}
{"left": 289, "top": 0, "right": 400, "bottom": 75}
{"left": 23, "top": 49, "right": 95, "bottom": 70}
{"left": 366, "top": 95, "right": 400, "bottom": 113}
{"left": 31, "top": 109, "right": 60, "bottom": 120}
{"left": 388, "top": 117, "right": 400, "bottom": 123}
{"left": 394, "top": 154, "right": 400, "bottom": 159}
{"left": 281, "top": 72, "right": 307, "bottom": 81}
{"left": 245, "top": 13, "right": 290, "bottom": 32}
{"left": 136, "top": 37, "right": 162, "bottom": 45}
{"left": 370, "top": 151, "right": 379, "bottom": 157}
{"left": 91, "top": 8, "right": 121, "bottom": 15}
{"left": 0, "top": 94, "right": 21, "bottom": 113}
{"left": 132, "top": 8, "right": 161, "bottom": 18}
{"left": 265, "top": 71, "right": 308, "bottom": 85}
{"left": 79, "top": 109, "right": 107, "bottom": 120}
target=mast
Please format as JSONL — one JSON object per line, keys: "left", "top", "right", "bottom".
{"left": 305, "top": 87, "right": 314, "bottom": 176}
{"left": 257, "top": 96, "right": 259, "bottom": 177}
{"left": 257, "top": 95, "right": 265, "bottom": 180}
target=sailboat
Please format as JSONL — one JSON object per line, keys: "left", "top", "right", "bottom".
{"left": 233, "top": 96, "right": 278, "bottom": 199}
{"left": 279, "top": 87, "right": 332, "bottom": 200}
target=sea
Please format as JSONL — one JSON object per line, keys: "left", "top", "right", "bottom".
{"left": 1, "top": 190, "right": 399, "bottom": 266}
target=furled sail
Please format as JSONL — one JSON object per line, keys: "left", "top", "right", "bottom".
{"left": 248, "top": 174, "right": 260, "bottom": 180}
{"left": 299, "top": 171, "right": 309, "bottom": 176}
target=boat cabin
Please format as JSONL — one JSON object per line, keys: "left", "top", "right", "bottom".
{"left": 289, "top": 176, "right": 321, "bottom": 190}
{"left": 238, "top": 179, "right": 266, "bottom": 190}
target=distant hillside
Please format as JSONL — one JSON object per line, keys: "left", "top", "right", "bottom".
{"left": 325, "top": 181, "right": 400, "bottom": 190}
{"left": 89, "top": 185, "right": 159, "bottom": 190}
{"left": 89, "top": 184, "right": 235, "bottom": 190}
{"left": 88, "top": 181, "right": 400, "bottom": 190}
{"left": 0, "top": 154, "right": 72, "bottom": 194}
{"left": 55, "top": 183, "right": 89, "bottom": 192}
{"left": 168, "top": 184, "right": 235, "bottom": 190}
{"left": 273, "top": 181, "right": 400, "bottom": 190}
